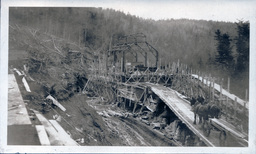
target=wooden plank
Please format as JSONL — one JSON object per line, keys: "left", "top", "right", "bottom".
{"left": 46, "top": 95, "right": 66, "bottom": 111}
{"left": 33, "top": 110, "right": 65, "bottom": 145}
{"left": 22, "top": 77, "right": 31, "bottom": 92}
{"left": 33, "top": 110, "right": 79, "bottom": 146}
{"left": 35, "top": 125, "right": 51, "bottom": 146}
{"left": 13, "top": 68, "right": 23, "bottom": 76}
{"left": 210, "top": 118, "right": 247, "bottom": 139}
{"left": 49, "top": 120, "right": 79, "bottom": 146}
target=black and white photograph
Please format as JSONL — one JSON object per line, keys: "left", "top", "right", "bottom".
{"left": 1, "top": 0, "right": 256, "bottom": 153}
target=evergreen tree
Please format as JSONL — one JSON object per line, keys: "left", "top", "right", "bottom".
{"left": 214, "top": 29, "right": 234, "bottom": 73}
{"left": 235, "top": 21, "right": 249, "bottom": 73}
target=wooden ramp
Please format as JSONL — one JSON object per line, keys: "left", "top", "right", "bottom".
{"left": 146, "top": 83, "right": 247, "bottom": 147}
{"left": 146, "top": 83, "right": 216, "bottom": 146}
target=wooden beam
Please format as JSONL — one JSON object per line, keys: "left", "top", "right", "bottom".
{"left": 145, "top": 52, "right": 147, "bottom": 67}
{"left": 220, "top": 78, "right": 223, "bottom": 106}
{"left": 212, "top": 78, "right": 215, "bottom": 102}
{"left": 35, "top": 125, "right": 51, "bottom": 146}
{"left": 22, "top": 77, "right": 31, "bottom": 92}
{"left": 46, "top": 95, "right": 66, "bottom": 112}
{"left": 133, "top": 102, "right": 137, "bottom": 114}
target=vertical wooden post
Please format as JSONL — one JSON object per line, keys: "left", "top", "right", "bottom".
{"left": 226, "top": 96, "right": 229, "bottom": 120}
{"left": 140, "top": 87, "right": 148, "bottom": 113}
{"left": 190, "top": 69, "right": 193, "bottom": 82}
{"left": 177, "top": 59, "right": 180, "bottom": 72}
{"left": 159, "top": 57, "right": 162, "bottom": 69}
{"left": 197, "top": 70, "right": 200, "bottom": 96}
{"left": 125, "top": 59, "right": 128, "bottom": 74}
{"left": 209, "top": 77, "right": 212, "bottom": 101}
{"left": 190, "top": 87, "right": 193, "bottom": 99}
{"left": 124, "top": 84, "right": 127, "bottom": 109}
{"left": 121, "top": 57, "right": 123, "bottom": 73}
{"left": 181, "top": 63, "right": 183, "bottom": 75}
{"left": 190, "top": 69, "right": 193, "bottom": 98}
{"left": 185, "top": 64, "right": 188, "bottom": 75}
{"left": 132, "top": 87, "right": 137, "bottom": 114}
{"left": 164, "top": 60, "right": 166, "bottom": 71}
{"left": 234, "top": 97, "right": 237, "bottom": 118}
{"left": 147, "top": 67, "right": 150, "bottom": 82}
{"left": 145, "top": 52, "right": 148, "bottom": 67}
{"left": 226, "top": 77, "right": 230, "bottom": 119}
{"left": 208, "top": 75, "right": 211, "bottom": 101}
{"left": 123, "top": 51, "right": 126, "bottom": 73}
{"left": 212, "top": 78, "right": 215, "bottom": 102}
{"left": 220, "top": 78, "right": 223, "bottom": 107}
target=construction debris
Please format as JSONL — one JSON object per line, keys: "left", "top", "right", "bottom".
{"left": 22, "top": 77, "right": 31, "bottom": 92}
{"left": 46, "top": 95, "right": 66, "bottom": 112}
{"left": 13, "top": 68, "right": 23, "bottom": 76}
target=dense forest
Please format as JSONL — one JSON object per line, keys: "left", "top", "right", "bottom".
{"left": 9, "top": 7, "right": 249, "bottom": 99}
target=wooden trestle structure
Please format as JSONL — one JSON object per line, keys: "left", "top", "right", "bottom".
{"left": 82, "top": 33, "right": 248, "bottom": 147}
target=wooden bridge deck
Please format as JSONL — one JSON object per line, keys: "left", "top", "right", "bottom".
{"left": 145, "top": 83, "right": 247, "bottom": 147}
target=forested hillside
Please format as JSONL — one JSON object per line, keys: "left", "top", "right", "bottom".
{"left": 9, "top": 7, "right": 249, "bottom": 99}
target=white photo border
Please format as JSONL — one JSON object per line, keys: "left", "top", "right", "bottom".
{"left": 1, "top": 0, "right": 256, "bottom": 153}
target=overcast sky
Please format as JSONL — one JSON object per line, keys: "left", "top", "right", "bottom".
{"left": 2, "top": 0, "right": 255, "bottom": 22}
{"left": 91, "top": 0, "right": 255, "bottom": 22}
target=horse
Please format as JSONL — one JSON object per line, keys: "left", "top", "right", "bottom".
{"left": 207, "top": 103, "right": 222, "bottom": 119}
{"left": 192, "top": 101, "right": 209, "bottom": 125}
{"left": 191, "top": 98, "right": 222, "bottom": 136}
{"left": 190, "top": 96, "right": 207, "bottom": 125}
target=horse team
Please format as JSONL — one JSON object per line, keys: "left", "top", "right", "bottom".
{"left": 190, "top": 95, "right": 222, "bottom": 136}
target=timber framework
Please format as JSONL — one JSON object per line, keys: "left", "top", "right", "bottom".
{"left": 83, "top": 33, "right": 248, "bottom": 147}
